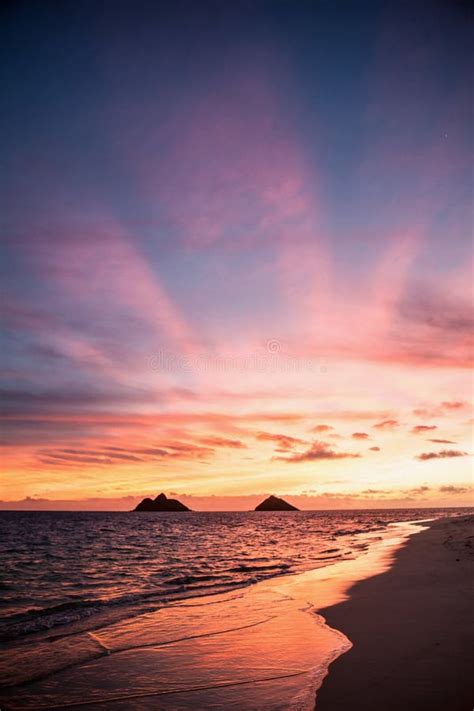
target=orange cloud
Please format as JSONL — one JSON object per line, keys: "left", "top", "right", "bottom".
{"left": 255, "top": 431, "right": 307, "bottom": 451}
{"left": 352, "top": 432, "right": 370, "bottom": 439}
{"left": 411, "top": 425, "right": 437, "bottom": 434}
{"left": 274, "top": 441, "right": 360, "bottom": 463}
{"left": 198, "top": 436, "right": 246, "bottom": 449}
{"left": 373, "top": 419, "right": 399, "bottom": 430}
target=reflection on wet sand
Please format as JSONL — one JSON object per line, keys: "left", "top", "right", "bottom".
{"left": 0, "top": 522, "right": 425, "bottom": 710}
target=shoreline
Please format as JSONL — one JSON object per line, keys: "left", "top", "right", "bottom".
{"left": 1, "top": 516, "right": 471, "bottom": 709}
{"left": 0, "top": 511, "right": 424, "bottom": 648}
{"left": 0, "top": 518, "right": 424, "bottom": 709}
{"left": 315, "top": 514, "right": 474, "bottom": 710}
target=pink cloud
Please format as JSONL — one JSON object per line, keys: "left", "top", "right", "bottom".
{"left": 411, "top": 425, "right": 437, "bottom": 434}
{"left": 38, "top": 440, "right": 217, "bottom": 468}
{"left": 255, "top": 431, "right": 307, "bottom": 451}
{"left": 413, "top": 400, "right": 470, "bottom": 418}
{"left": 198, "top": 436, "right": 246, "bottom": 449}
{"left": 373, "top": 419, "right": 399, "bottom": 430}
{"left": 413, "top": 400, "right": 469, "bottom": 419}
{"left": 441, "top": 400, "right": 467, "bottom": 410}
{"left": 275, "top": 440, "right": 360, "bottom": 463}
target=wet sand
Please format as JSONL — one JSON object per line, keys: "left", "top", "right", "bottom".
{"left": 316, "top": 514, "right": 474, "bottom": 711}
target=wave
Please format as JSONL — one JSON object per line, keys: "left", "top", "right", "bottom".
{"left": 229, "top": 562, "right": 291, "bottom": 573}
{"left": 0, "top": 565, "right": 295, "bottom": 644}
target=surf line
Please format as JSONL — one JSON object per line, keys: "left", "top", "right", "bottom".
{"left": 32, "top": 670, "right": 311, "bottom": 709}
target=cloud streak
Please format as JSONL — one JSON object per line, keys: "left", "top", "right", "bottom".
{"left": 416, "top": 449, "right": 468, "bottom": 461}
{"left": 411, "top": 425, "right": 437, "bottom": 434}
{"left": 255, "top": 431, "right": 307, "bottom": 451}
{"left": 373, "top": 419, "right": 399, "bottom": 430}
{"left": 274, "top": 441, "right": 360, "bottom": 463}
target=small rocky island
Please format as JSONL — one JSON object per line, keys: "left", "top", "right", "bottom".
{"left": 254, "top": 495, "right": 299, "bottom": 511}
{"left": 134, "top": 492, "right": 191, "bottom": 512}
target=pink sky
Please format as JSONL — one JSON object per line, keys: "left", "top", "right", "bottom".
{"left": 2, "top": 1, "right": 473, "bottom": 510}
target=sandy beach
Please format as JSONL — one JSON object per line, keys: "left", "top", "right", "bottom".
{"left": 317, "top": 514, "right": 474, "bottom": 711}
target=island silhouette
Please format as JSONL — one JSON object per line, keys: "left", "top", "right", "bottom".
{"left": 134, "top": 493, "right": 191, "bottom": 512}
{"left": 254, "top": 495, "right": 299, "bottom": 511}
{"left": 133, "top": 493, "right": 299, "bottom": 512}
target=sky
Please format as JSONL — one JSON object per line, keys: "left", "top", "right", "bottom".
{"left": 1, "top": 0, "right": 473, "bottom": 510}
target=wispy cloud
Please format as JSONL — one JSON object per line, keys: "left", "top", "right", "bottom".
{"left": 38, "top": 441, "right": 216, "bottom": 467}
{"left": 439, "top": 485, "right": 469, "bottom": 494}
{"left": 198, "top": 436, "right": 246, "bottom": 449}
{"left": 441, "top": 401, "right": 468, "bottom": 410}
{"left": 274, "top": 441, "right": 360, "bottom": 463}
{"left": 405, "top": 485, "right": 430, "bottom": 494}
{"left": 416, "top": 449, "right": 468, "bottom": 461}
{"left": 413, "top": 400, "right": 470, "bottom": 418}
{"left": 373, "top": 419, "right": 399, "bottom": 430}
{"left": 255, "top": 431, "right": 307, "bottom": 451}
{"left": 411, "top": 425, "right": 437, "bottom": 434}
{"left": 428, "top": 438, "right": 457, "bottom": 444}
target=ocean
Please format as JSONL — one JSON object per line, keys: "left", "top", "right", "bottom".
{"left": 1, "top": 508, "right": 472, "bottom": 709}
{"left": 0, "top": 508, "right": 464, "bottom": 645}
